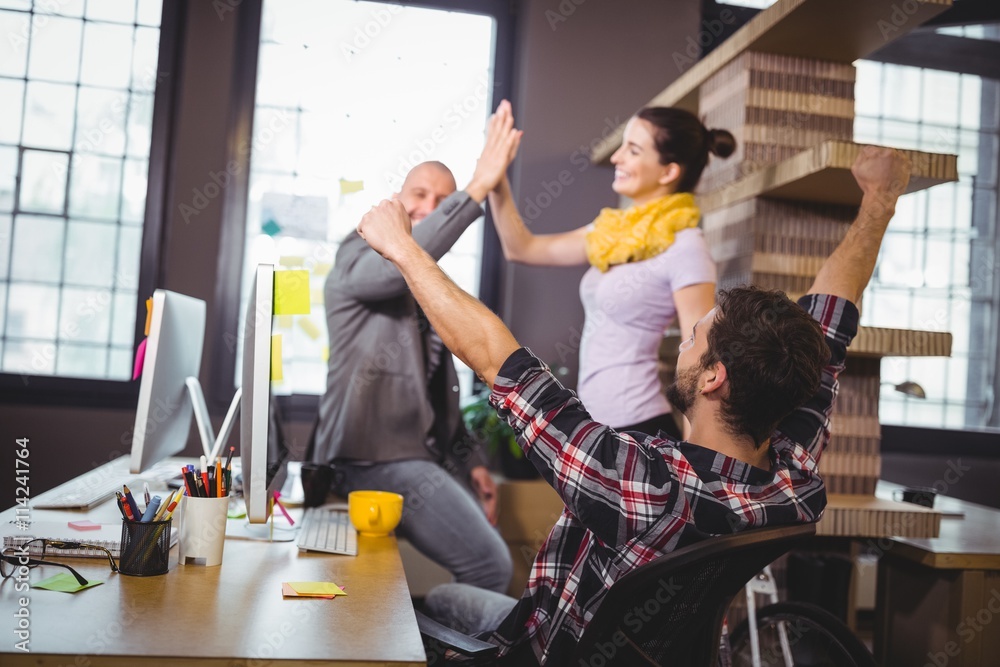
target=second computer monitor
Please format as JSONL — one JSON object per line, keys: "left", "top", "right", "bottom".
{"left": 240, "top": 264, "right": 288, "bottom": 523}
{"left": 130, "top": 290, "right": 206, "bottom": 474}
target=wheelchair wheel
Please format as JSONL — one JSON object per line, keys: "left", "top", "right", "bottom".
{"left": 729, "top": 601, "right": 876, "bottom": 667}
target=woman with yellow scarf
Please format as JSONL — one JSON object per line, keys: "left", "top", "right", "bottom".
{"left": 488, "top": 103, "right": 735, "bottom": 436}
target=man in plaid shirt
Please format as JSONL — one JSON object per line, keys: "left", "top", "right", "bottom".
{"left": 356, "top": 144, "right": 911, "bottom": 666}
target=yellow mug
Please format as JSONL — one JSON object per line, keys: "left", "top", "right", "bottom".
{"left": 348, "top": 490, "right": 404, "bottom": 536}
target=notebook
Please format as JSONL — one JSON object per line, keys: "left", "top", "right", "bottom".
{"left": 1, "top": 521, "right": 178, "bottom": 559}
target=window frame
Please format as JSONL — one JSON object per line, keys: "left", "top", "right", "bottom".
{"left": 0, "top": 1, "right": 185, "bottom": 408}
{"left": 208, "top": 0, "right": 516, "bottom": 419}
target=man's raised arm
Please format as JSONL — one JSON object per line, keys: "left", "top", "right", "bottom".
{"left": 357, "top": 199, "right": 520, "bottom": 388}
{"left": 807, "top": 146, "right": 911, "bottom": 305}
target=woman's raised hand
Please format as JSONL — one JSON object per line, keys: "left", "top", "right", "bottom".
{"left": 466, "top": 99, "right": 522, "bottom": 203}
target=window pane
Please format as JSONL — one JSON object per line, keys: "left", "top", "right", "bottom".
{"left": 75, "top": 87, "right": 128, "bottom": 156}
{"left": 4, "top": 340, "right": 56, "bottom": 376}
{"left": 921, "top": 70, "right": 960, "bottom": 127}
{"left": 121, "top": 158, "right": 148, "bottom": 223}
{"left": 60, "top": 287, "right": 112, "bottom": 344}
{"left": 5, "top": 282, "right": 59, "bottom": 339}
{"left": 80, "top": 22, "right": 133, "bottom": 88}
{"left": 116, "top": 225, "right": 142, "bottom": 290}
{"left": 69, "top": 154, "right": 122, "bottom": 219}
{"left": 86, "top": 0, "right": 135, "bottom": 24}
{"left": 108, "top": 345, "right": 132, "bottom": 379}
{"left": 57, "top": 343, "right": 108, "bottom": 377}
{"left": 132, "top": 27, "right": 160, "bottom": 93}
{"left": 0, "top": 11, "right": 29, "bottom": 77}
{"left": 22, "top": 81, "right": 76, "bottom": 150}
{"left": 0, "top": 78, "right": 25, "bottom": 144}
{"left": 0, "top": 146, "right": 16, "bottom": 210}
{"left": 20, "top": 149, "right": 68, "bottom": 214}
{"left": 10, "top": 215, "right": 64, "bottom": 282}
{"left": 112, "top": 291, "right": 137, "bottom": 345}
{"left": 136, "top": 0, "right": 162, "bottom": 27}
{"left": 0, "top": 214, "right": 10, "bottom": 276}
{"left": 37, "top": 0, "right": 84, "bottom": 17}
{"left": 64, "top": 220, "right": 116, "bottom": 287}
{"left": 126, "top": 93, "right": 154, "bottom": 158}
{"left": 27, "top": 14, "right": 82, "bottom": 83}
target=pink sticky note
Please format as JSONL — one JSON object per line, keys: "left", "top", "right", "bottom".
{"left": 132, "top": 337, "right": 148, "bottom": 381}
{"left": 68, "top": 520, "right": 102, "bottom": 531}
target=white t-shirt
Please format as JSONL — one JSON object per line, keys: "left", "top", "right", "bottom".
{"left": 577, "top": 228, "right": 717, "bottom": 428}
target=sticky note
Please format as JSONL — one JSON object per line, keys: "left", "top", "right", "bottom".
{"left": 262, "top": 219, "right": 281, "bottom": 236}
{"left": 34, "top": 573, "right": 103, "bottom": 593}
{"left": 288, "top": 581, "right": 347, "bottom": 596}
{"left": 68, "top": 520, "right": 103, "bottom": 531}
{"left": 279, "top": 255, "right": 304, "bottom": 267}
{"left": 132, "top": 337, "right": 148, "bottom": 381}
{"left": 144, "top": 297, "right": 153, "bottom": 336}
{"left": 313, "top": 262, "right": 332, "bottom": 277}
{"left": 339, "top": 178, "right": 364, "bottom": 195}
{"left": 276, "top": 315, "right": 293, "bottom": 329}
{"left": 273, "top": 270, "right": 310, "bottom": 315}
{"left": 298, "top": 317, "right": 320, "bottom": 340}
{"left": 310, "top": 288, "right": 323, "bottom": 305}
{"left": 271, "top": 335, "right": 283, "bottom": 381}
{"left": 282, "top": 582, "right": 336, "bottom": 598}
{"left": 321, "top": 345, "right": 329, "bottom": 363}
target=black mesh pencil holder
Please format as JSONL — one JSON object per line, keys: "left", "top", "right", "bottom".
{"left": 119, "top": 519, "right": 172, "bottom": 576}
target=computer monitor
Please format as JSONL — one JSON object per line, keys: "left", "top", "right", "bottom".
{"left": 240, "top": 264, "right": 288, "bottom": 523}
{"left": 130, "top": 290, "right": 207, "bottom": 473}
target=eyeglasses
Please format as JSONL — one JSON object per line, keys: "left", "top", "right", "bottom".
{"left": 1, "top": 538, "right": 119, "bottom": 586}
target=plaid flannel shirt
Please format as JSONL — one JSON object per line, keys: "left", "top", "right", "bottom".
{"left": 486, "top": 294, "right": 859, "bottom": 665}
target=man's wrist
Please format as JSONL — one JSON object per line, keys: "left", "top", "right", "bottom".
{"left": 859, "top": 190, "right": 897, "bottom": 220}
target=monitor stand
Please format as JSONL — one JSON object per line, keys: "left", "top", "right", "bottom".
{"left": 185, "top": 378, "right": 241, "bottom": 463}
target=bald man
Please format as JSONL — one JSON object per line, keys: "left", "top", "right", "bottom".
{"left": 313, "top": 112, "right": 521, "bottom": 592}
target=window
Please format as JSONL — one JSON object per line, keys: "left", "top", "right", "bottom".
{"left": 0, "top": 0, "right": 163, "bottom": 383}
{"left": 237, "top": 0, "right": 498, "bottom": 400}
{"left": 855, "top": 58, "right": 1000, "bottom": 428}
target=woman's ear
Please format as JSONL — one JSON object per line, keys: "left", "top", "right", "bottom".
{"left": 659, "top": 163, "right": 682, "bottom": 188}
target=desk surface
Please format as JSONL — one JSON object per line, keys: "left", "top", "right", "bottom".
{"left": 876, "top": 482, "right": 1000, "bottom": 570}
{"left": 1, "top": 488, "right": 425, "bottom": 665}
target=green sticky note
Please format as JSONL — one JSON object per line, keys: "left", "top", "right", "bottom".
{"left": 228, "top": 506, "right": 247, "bottom": 519}
{"left": 34, "top": 572, "right": 103, "bottom": 593}
{"left": 273, "top": 270, "right": 310, "bottom": 315}
{"left": 289, "top": 581, "right": 346, "bottom": 596}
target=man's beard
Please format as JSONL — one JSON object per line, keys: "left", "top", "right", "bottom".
{"left": 665, "top": 365, "right": 700, "bottom": 416}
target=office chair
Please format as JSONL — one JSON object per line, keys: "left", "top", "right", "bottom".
{"left": 419, "top": 522, "right": 819, "bottom": 666}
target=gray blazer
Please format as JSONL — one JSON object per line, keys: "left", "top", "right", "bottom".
{"left": 314, "top": 191, "right": 486, "bottom": 472}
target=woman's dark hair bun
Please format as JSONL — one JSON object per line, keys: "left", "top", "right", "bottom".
{"left": 707, "top": 128, "right": 736, "bottom": 159}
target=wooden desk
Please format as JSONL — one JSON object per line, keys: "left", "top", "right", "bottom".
{"left": 873, "top": 485, "right": 1000, "bottom": 667}
{"left": 0, "top": 495, "right": 425, "bottom": 665}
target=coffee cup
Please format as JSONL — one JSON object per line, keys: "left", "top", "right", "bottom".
{"left": 348, "top": 490, "right": 403, "bottom": 536}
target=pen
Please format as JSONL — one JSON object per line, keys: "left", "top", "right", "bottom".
{"left": 140, "top": 496, "right": 162, "bottom": 522}
{"left": 272, "top": 492, "right": 295, "bottom": 526}
{"left": 122, "top": 485, "right": 141, "bottom": 520}
{"left": 152, "top": 490, "right": 175, "bottom": 521}
{"left": 181, "top": 466, "right": 193, "bottom": 496}
{"left": 217, "top": 457, "right": 223, "bottom": 497}
{"left": 143, "top": 482, "right": 151, "bottom": 506}
{"left": 118, "top": 491, "right": 137, "bottom": 521}
{"left": 114, "top": 491, "right": 129, "bottom": 520}
{"left": 224, "top": 445, "right": 235, "bottom": 470}
{"left": 161, "top": 494, "right": 181, "bottom": 521}
{"left": 200, "top": 455, "right": 210, "bottom": 496}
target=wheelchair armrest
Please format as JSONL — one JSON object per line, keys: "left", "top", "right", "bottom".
{"left": 416, "top": 610, "right": 499, "bottom": 659}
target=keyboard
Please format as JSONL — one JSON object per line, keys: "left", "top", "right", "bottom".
{"left": 297, "top": 507, "right": 358, "bottom": 556}
{"left": 32, "top": 457, "right": 181, "bottom": 510}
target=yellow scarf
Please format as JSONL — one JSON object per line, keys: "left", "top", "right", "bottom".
{"left": 585, "top": 193, "right": 701, "bottom": 272}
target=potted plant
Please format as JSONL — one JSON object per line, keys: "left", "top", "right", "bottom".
{"left": 462, "top": 392, "right": 538, "bottom": 480}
